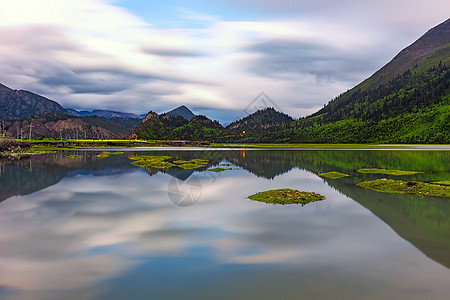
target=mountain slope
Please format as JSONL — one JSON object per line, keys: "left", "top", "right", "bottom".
{"left": 361, "top": 18, "right": 450, "bottom": 91}
{"left": 0, "top": 84, "right": 69, "bottom": 120}
{"left": 282, "top": 18, "right": 450, "bottom": 144}
{"left": 166, "top": 105, "right": 195, "bottom": 121}
{"left": 4, "top": 113, "right": 141, "bottom": 139}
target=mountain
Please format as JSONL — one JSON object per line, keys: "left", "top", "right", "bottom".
{"left": 166, "top": 105, "right": 195, "bottom": 121}
{"left": 0, "top": 83, "right": 12, "bottom": 93}
{"left": 0, "top": 84, "right": 69, "bottom": 120}
{"left": 268, "top": 18, "right": 450, "bottom": 144}
{"left": 227, "top": 107, "right": 293, "bottom": 131}
{"left": 67, "top": 108, "right": 142, "bottom": 119}
{"left": 4, "top": 113, "right": 141, "bottom": 140}
{"left": 129, "top": 111, "right": 222, "bottom": 141}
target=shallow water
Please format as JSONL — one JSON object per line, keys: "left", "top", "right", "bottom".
{"left": 0, "top": 149, "right": 449, "bottom": 299}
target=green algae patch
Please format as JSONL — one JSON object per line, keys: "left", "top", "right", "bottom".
{"left": 129, "top": 155, "right": 209, "bottom": 170}
{"left": 319, "top": 171, "right": 350, "bottom": 179}
{"left": 173, "top": 160, "right": 190, "bottom": 164}
{"left": 129, "top": 155, "right": 172, "bottom": 161}
{"left": 207, "top": 167, "right": 234, "bottom": 173}
{"left": 357, "top": 168, "right": 422, "bottom": 176}
{"left": 356, "top": 179, "right": 450, "bottom": 198}
{"left": 190, "top": 159, "right": 209, "bottom": 165}
{"left": 178, "top": 163, "right": 206, "bottom": 169}
{"left": 102, "top": 151, "right": 124, "bottom": 155}
{"left": 97, "top": 154, "right": 110, "bottom": 158}
{"left": 432, "top": 181, "right": 450, "bottom": 186}
{"left": 131, "top": 160, "right": 175, "bottom": 169}
{"left": 219, "top": 163, "right": 232, "bottom": 166}
{"left": 248, "top": 188, "right": 325, "bottom": 205}
{"left": 67, "top": 155, "right": 83, "bottom": 159}
{"left": 129, "top": 155, "right": 174, "bottom": 169}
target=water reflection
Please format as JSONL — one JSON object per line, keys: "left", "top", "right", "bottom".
{"left": 0, "top": 149, "right": 449, "bottom": 299}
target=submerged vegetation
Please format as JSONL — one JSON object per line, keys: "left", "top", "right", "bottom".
{"left": 356, "top": 179, "right": 450, "bottom": 198}
{"left": 66, "top": 155, "right": 83, "bottom": 159}
{"left": 248, "top": 188, "right": 325, "bottom": 205}
{"left": 357, "top": 168, "right": 422, "bottom": 175}
{"left": 319, "top": 171, "right": 350, "bottom": 179}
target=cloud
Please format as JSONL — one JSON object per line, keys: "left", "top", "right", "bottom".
{"left": 246, "top": 39, "right": 377, "bottom": 82}
{"left": 0, "top": 0, "right": 448, "bottom": 120}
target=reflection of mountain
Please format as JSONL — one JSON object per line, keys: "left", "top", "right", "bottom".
{"left": 330, "top": 179, "right": 450, "bottom": 268}
{"left": 1, "top": 149, "right": 449, "bottom": 268}
{"left": 0, "top": 152, "right": 136, "bottom": 203}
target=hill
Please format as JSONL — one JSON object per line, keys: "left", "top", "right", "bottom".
{"left": 129, "top": 111, "right": 222, "bottom": 141}
{"left": 227, "top": 107, "right": 293, "bottom": 131}
{"left": 274, "top": 18, "right": 450, "bottom": 144}
{"left": 166, "top": 105, "right": 195, "bottom": 121}
{"left": 0, "top": 84, "right": 69, "bottom": 120}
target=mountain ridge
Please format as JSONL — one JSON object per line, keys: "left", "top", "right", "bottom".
{"left": 0, "top": 88, "right": 69, "bottom": 121}
{"left": 67, "top": 108, "right": 142, "bottom": 119}
{"left": 166, "top": 105, "right": 196, "bottom": 121}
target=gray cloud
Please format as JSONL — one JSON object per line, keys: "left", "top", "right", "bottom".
{"left": 141, "top": 46, "right": 204, "bottom": 57}
{"left": 40, "top": 70, "right": 160, "bottom": 94}
{"left": 246, "top": 40, "right": 379, "bottom": 82}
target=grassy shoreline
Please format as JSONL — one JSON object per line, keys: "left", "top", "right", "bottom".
{"left": 1, "top": 138, "right": 449, "bottom": 159}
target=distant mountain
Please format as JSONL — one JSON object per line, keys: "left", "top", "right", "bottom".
{"left": 0, "top": 84, "right": 69, "bottom": 120}
{"left": 227, "top": 107, "right": 293, "bottom": 131}
{"left": 166, "top": 105, "right": 195, "bottom": 121}
{"left": 67, "top": 108, "right": 142, "bottom": 119}
{"left": 4, "top": 113, "right": 141, "bottom": 140}
{"left": 273, "top": 18, "right": 450, "bottom": 144}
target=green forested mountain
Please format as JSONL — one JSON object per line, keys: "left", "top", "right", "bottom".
{"left": 227, "top": 107, "right": 293, "bottom": 131}
{"left": 129, "top": 111, "right": 223, "bottom": 141}
{"left": 281, "top": 18, "right": 450, "bottom": 143}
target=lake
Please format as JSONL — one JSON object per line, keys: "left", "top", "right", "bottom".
{"left": 0, "top": 148, "right": 449, "bottom": 299}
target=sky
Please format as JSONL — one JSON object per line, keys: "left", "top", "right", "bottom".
{"left": 0, "top": 0, "right": 449, "bottom": 123}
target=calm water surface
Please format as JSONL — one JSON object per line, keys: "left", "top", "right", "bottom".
{"left": 0, "top": 149, "right": 449, "bottom": 299}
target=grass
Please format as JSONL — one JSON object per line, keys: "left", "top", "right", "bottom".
{"left": 97, "top": 154, "right": 110, "bottom": 158}
{"left": 319, "top": 171, "right": 350, "bottom": 179}
{"left": 356, "top": 179, "right": 450, "bottom": 198}
{"left": 248, "top": 188, "right": 325, "bottom": 205}
{"left": 432, "top": 181, "right": 450, "bottom": 186}
{"left": 207, "top": 143, "right": 412, "bottom": 149}
{"left": 29, "top": 146, "right": 61, "bottom": 153}
{"left": 357, "top": 168, "right": 422, "bottom": 175}
{"left": 67, "top": 155, "right": 83, "bottom": 159}
{"left": 219, "top": 163, "right": 233, "bottom": 166}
